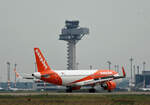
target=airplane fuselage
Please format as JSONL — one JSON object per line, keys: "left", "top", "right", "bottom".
{"left": 40, "top": 69, "right": 118, "bottom": 87}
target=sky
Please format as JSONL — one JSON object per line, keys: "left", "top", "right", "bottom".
{"left": 0, "top": 0, "right": 150, "bottom": 82}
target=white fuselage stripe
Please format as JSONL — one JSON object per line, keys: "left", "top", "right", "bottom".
{"left": 55, "top": 70, "right": 98, "bottom": 86}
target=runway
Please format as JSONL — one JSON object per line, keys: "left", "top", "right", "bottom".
{"left": 0, "top": 92, "right": 150, "bottom": 96}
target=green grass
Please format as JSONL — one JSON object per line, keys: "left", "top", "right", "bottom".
{"left": 0, "top": 94, "right": 150, "bottom": 105}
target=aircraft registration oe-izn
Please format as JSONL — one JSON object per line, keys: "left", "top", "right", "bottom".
{"left": 16, "top": 48, "right": 126, "bottom": 93}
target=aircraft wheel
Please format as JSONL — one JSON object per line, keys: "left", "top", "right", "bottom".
{"left": 66, "top": 87, "right": 72, "bottom": 93}
{"left": 108, "top": 90, "right": 112, "bottom": 92}
{"left": 89, "top": 88, "right": 96, "bottom": 93}
{"left": 66, "top": 89, "right": 72, "bottom": 93}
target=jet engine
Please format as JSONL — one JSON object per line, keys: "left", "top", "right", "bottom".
{"left": 101, "top": 81, "right": 116, "bottom": 92}
{"left": 32, "top": 72, "right": 41, "bottom": 79}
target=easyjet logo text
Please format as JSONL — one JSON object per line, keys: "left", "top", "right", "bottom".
{"left": 36, "top": 49, "right": 47, "bottom": 69}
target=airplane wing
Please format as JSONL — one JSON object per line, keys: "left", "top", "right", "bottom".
{"left": 87, "top": 67, "right": 126, "bottom": 85}
{"left": 72, "top": 67, "right": 126, "bottom": 86}
{"left": 100, "top": 67, "right": 126, "bottom": 80}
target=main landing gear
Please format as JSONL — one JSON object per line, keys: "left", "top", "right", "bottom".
{"left": 66, "top": 86, "right": 72, "bottom": 93}
{"left": 89, "top": 88, "right": 96, "bottom": 93}
{"left": 66, "top": 86, "right": 96, "bottom": 93}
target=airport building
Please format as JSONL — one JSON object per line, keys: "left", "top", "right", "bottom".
{"left": 135, "top": 71, "right": 150, "bottom": 88}
{"left": 0, "top": 82, "right": 62, "bottom": 91}
{"left": 33, "top": 81, "right": 63, "bottom": 91}
{"left": 0, "top": 82, "right": 33, "bottom": 90}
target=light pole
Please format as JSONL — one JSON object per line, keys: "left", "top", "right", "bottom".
{"left": 7, "top": 62, "right": 10, "bottom": 90}
{"left": 137, "top": 65, "right": 140, "bottom": 75}
{"left": 107, "top": 61, "right": 111, "bottom": 70}
{"left": 114, "top": 65, "right": 117, "bottom": 72}
{"left": 90, "top": 65, "right": 92, "bottom": 70}
{"left": 76, "top": 62, "right": 79, "bottom": 70}
{"left": 143, "top": 61, "right": 146, "bottom": 71}
{"left": 133, "top": 65, "right": 135, "bottom": 83}
{"left": 142, "top": 62, "right": 146, "bottom": 88}
{"left": 14, "top": 64, "right": 17, "bottom": 88}
{"left": 130, "top": 57, "right": 134, "bottom": 83}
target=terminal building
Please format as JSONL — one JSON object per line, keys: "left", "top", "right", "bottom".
{"left": 33, "top": 81, "right": 62, "bottom": 91}
{"left": 135, "top": 71, "right": 150, "bottom": 88}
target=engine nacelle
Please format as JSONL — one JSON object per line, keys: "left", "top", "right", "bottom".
{"left": 101, "top": 81, "right": 116, "bottom": 92}
{"left": 32, "top": 72, "right": 41, "bottom": 79}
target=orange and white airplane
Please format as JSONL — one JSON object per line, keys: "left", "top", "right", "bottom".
{"left": 17, "top": 48, "right": 126, "bottom": 92}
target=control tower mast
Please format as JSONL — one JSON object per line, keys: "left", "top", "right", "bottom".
{"left": 59, "top": 20, "right": 89, "bottom": 70}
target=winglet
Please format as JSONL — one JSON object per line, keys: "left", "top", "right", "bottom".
{"left": 122, "top": 67, "right": 126, "bottom": 77}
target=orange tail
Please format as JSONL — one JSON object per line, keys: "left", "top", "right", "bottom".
{"left": 34, "top": 48, "right": 51, "bottom": 72}
{"left": 14, "top": 69, "right": 20, "bottom": 78}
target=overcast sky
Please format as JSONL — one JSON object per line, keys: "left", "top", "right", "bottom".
{"left": 0, "top": 0, "right": 150, "bottom": 82}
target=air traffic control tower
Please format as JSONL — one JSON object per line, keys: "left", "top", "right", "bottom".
{"left": 59, "top": 20, "right": 89, "bottom": 70}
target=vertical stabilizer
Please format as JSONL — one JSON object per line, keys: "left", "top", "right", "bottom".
{"left": 34, "top": 48, "right": 51, "bottom": 72}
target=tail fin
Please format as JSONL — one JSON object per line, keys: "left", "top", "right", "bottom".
{"left": 34, "top": 48, "right": 51, "bottom": 72}
{"left": 122, "top": 67, "right": 126, "bottom": 77}
{"left": 14, "top": 69, "right": 20, "bottom": 78}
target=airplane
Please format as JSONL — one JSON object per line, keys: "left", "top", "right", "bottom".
{"left": 0, "top": 87, "right": 4, "bottom": 91}
{"left": 17, "top": 48, "right": 126, "bottom": 93}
